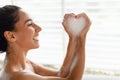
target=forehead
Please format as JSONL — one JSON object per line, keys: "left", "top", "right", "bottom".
{"left": 18, "top": 10, "right": 30, "bottom": 22}
{"left": 15, "top": 10, "right": 31, "bottom": 26}
{"left": 14, "top": 10, "right": 31, "bottom": 30}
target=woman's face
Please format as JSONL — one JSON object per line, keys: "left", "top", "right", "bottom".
{"left": 14, "top": 10, "right": 41, "bottom": 50}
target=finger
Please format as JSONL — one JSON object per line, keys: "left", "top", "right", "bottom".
{"left": 75, "top": 13, "right": 82, "bottom": 18}
{"left": 82, "top": 13, "right": 91, "bottom": 24}
{"left": 64, "top": 13, "right": 75, "bottom": 19}
{"left": 62, "top": 21, "right": 70, "bottom": 32}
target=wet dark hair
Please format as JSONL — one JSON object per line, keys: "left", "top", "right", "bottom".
{"left": 0, "top": 5, "right": 21, "bottom": 53}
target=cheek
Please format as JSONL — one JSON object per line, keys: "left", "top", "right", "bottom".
{"left": 15, "top": 29, "right": 34, "bottom": 44}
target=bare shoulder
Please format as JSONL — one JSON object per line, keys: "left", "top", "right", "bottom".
{"left": 10, "top": 71, "right": 46, "bottom": 80}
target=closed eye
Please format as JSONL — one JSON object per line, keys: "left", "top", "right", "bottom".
{"left": 27, "top": 23, "right": 33, "bottom": 27}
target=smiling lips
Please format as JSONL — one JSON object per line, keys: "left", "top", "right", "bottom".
{"left": 33, "top": 36, "right": 39, "bottom": 41}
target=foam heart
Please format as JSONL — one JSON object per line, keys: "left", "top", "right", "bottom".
{"left": 66, "top": 16, "right": 86, "bottom": 36}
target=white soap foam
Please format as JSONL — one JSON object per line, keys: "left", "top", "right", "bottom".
{"left": 70, "top": 53, "right": 79, "bottom": 73}
{"left": 67, "top": 17, "right": 86, "bottom": 36}
{"left": 0, "top": 60, "right": 11, "bottom": 80}
{"left": 0, "top": 69, "right": 11, "bottom": 80}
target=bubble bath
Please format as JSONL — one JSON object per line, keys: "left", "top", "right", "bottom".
{"left": 66, "top": 16, "right": 86, "bottom": 36}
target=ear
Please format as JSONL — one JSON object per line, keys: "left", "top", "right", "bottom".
{"left": 4, "top": 31, "right": 16, "bottom": 42}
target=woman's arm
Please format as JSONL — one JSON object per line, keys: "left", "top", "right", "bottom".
{"left": 68, "top": 34, "right": 86, "bottom": 80}
{"left": 68, "top": 13, "right": 91, "bottom": 80}
{"left": 58, "top": 36, "right": 77, "bottom": 77}
{"left": 58, "top": 13, "right": 79, "bottom": 77}
{"left": 11, "top": 71, "right": 68, "bottom": 80}
{"left": 30, "top": 60, "right": 58, "bottom": 76}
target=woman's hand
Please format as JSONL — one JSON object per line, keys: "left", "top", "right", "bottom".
{"left": 77, "top": 13, "right": 91, "bottom": 38}
{"left": 62, "top": 13, "right": 76, "bottom": 38}
{"left": 62, "top": 13, "right": 91, "bottom": 39}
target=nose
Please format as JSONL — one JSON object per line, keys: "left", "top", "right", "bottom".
{"left": 34, "top": 24, "right": 42, "bottom": 32}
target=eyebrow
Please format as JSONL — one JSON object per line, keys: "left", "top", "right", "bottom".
{"left": 24, "top": 19, "right": 32, "bottom": 24}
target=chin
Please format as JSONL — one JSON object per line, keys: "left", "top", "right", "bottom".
{"left": 28, "top": 42, "right": 40, "bottom": 49}
{"left": 34, "top": 44, "right": 40, "bottom": 48}
{"left": 30, "top": 46, "right": 39, "bottom": 50}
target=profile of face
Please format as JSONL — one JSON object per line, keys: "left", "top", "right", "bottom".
{"left": 0, "top": 5, "right": 42, "bottom": 53}
{"left": 11, "top": 10, "right": 42, "bottom": 50}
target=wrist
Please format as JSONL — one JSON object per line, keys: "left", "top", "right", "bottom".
{"left": 69, "top": 35, "right": 77, "bottom": 40}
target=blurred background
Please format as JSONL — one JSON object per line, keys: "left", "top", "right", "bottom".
{"left": 0, "top": 0, "right": 120, "bottom": 80}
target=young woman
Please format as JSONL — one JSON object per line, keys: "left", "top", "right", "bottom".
{"left": 0, "top": 5, "right": 91, "bottom": 80}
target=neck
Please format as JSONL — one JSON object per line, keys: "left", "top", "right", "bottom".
{"left": 4, "top": 44, "right": 29, "bottom": 72}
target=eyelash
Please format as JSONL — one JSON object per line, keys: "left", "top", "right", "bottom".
{"left": 27, "top": 23, "right": 33, "bottom": 27}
